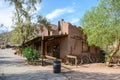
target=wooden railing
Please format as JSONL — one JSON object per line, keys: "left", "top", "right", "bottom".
{"left": 65, "top": 54, "right": 101, "bottom": 67}
{"left": 45, "top": 55, "right": 61, "bottom": 61}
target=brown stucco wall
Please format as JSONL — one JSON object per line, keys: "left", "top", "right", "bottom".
{"left": 59, "top": 20, "right": 100, "bottom": 57}
{"left": 89, "top": 45, "right": 96, "bottom": 55}
{"left": 68, "top": 24, "right": 83, "bottom": 55}
{"left": 59, "top": 37, "right": 69, "bottom": 58}
{"left": 59, "top": 21, "right": 83, "bottom": 57}
{"left": 89, "top": 45, "right": 100, "bottom": 55}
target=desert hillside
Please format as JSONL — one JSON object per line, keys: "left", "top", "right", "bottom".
{"left": 0, "top": 31, "right": 12, "bottom": 44}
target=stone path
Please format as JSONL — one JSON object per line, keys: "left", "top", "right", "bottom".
{"left": 0, "top": 48, "right": 68, "bottom": 80}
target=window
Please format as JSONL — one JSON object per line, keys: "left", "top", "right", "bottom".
{"left": 82, "top": 42, "right": 88, "bottom": 52}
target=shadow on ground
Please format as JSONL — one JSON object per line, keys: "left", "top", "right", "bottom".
{"left": 0, "top": 60, "right": 26, "bottom": 67}
{"left": 0, "top": 69, "right": 120, "bottom": 80}
{"left": 0, "top": 57, "right": 12, "bottom": 59}
{"left": 63, "top": 71, "right": 120, "bottom": 80}
{"left": 1, "top": 70, "right": 67, "bottom": 80}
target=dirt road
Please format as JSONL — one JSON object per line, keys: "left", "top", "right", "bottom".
{"left": 0, "top": 48, "right": 120, "bottom": 80}
{"left": 0, "top": 48, "right": 67, "bottom": 80}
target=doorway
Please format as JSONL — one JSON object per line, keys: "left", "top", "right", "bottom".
{"left": 53, "top": 44, "right": 60, "bottom": 59}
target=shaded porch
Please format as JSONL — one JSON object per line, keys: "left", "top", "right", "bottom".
{"left": 24, "top": 35, "right": 68, "bottom": 63}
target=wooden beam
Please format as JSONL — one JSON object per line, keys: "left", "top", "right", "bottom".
{"left": 41, "top": 36, "right": 44, "bottom": 66}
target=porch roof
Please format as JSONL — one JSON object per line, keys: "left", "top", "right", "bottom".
{"left": 24, "top": 34, "right": 68, "bottom": 46}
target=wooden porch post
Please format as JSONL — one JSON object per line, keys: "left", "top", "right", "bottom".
{"left": 41, "top": 36, "right": 44, "bottom": 66}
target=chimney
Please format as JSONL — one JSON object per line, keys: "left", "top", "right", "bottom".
{"left": 61, "top": 19, "right": 64, "bottom": 26}
{"left": 58, "top": 21, "right": 61, "bottom": 31}
{"left": 61, "top": 19, "right": 64, "bottom": 21}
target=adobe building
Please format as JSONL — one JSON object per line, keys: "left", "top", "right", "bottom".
{"left": 24, "top": 19, "right": 100, "bottom": 61}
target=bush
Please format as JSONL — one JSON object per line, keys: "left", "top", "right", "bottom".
{"left": 105, "top": 53, "right": 110, "bottom": 62}
{"left": 23, "top": 46, "right": 39, "bottom": 62}
{"left": 0, "top": 44, "right": 6, "bottom": 49}
{"left": 99, "top": 50, "right": 106, "bottom": 63}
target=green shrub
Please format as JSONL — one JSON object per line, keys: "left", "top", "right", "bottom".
{"left": 23, "top": 46, "right": 39, "bottom": 62}
{"left": 0, "top": 44, "right": 6, "bottom": 49}
{"left": 105, "top": 53, "right": 110, "bottom": 62}
{"left": 99, "top": 49, "right": 106, "bottom": 63}
{"left": 100, "top": 49, "right": 110, "bottom": 62}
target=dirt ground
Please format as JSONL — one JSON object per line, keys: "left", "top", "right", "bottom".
{"left": 24, "top": 56, "right": 120, "bottom": 80}
{"left": 0, "top": 48, "right": 120, "bottom": 80}
{"left": 66, "top": 63, "right": 120, "bottom": 74}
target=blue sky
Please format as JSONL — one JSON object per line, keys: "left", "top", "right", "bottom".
{"left": 0, "top": 0, "right": 100, "bottom": 32}
{"left": 40, "top": 0, "right": 100, "bottom": 25}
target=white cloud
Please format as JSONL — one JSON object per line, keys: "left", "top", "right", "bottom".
{"left": 71, "top": 18, "right": 79, "bottom": 24}
{"left": 36, "top": 3, "right": 41, "bottom": 12}
{"left": 28, "top": 3, "right": 41, "bottom": 15}
{"left": 0, "top": 2, "right": 41, "bottom": 31}
{"left": 0, "top": 3, "right": 14, "bottom": 31}
{"left": 46, "top": 7, "right": 75, "bottom": 20}
{"left": 0, "top": 1, "right": 3, "bottom": 8}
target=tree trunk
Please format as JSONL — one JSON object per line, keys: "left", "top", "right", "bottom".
{"left": 106, "top": 39, "right": 120, "bottom": 66}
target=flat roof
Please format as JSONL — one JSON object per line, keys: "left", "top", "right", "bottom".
{"left": 24, "top": 34, "right": 68, "bottom": 46}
